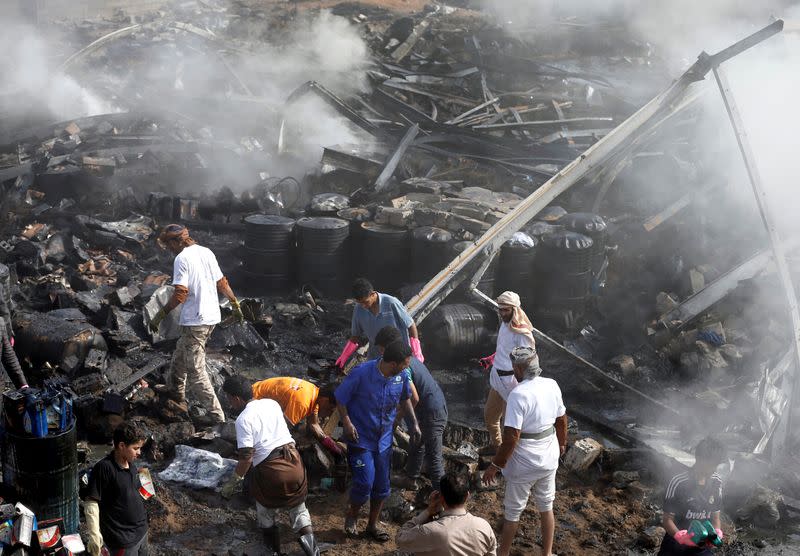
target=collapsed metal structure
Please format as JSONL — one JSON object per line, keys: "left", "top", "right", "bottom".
{"left": 406, "top": 20, "right": 797, "bottom": 459}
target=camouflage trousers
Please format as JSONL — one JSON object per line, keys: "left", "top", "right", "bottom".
{"left": 168, "top": 324, "right": 225, "bottom": 423}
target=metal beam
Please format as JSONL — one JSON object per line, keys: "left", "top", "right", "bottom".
{"left": 374, "top": 124, "right": 419, "bottom": 191}
{"left": 658, "top": 247, "right": 779, "bottom": 329}
{"left": 711, "top": 58, "right": 799, "bottom": 452}
{"left": 405, "top": 20, "right": 784, "bottom": 324}
{"left": 471, "top": 290, "right": 680, "bottom": 415}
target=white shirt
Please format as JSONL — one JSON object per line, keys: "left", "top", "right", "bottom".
{"left": 489, "top": 323, "right": 536, "bottom": 400}
{"left": 235, "top": 399, "right": 295, "bottom": 466}
{"left": 503, "top": 376, "right": 566, "bottom": 480}
{"left": 172, "top": 244, "right": 224, "bottom": 326}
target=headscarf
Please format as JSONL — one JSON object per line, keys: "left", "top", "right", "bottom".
{"left": 158, "top": 224, "right": 194, "bottom": 248}
{"left": 510, "top": 346, "right": 542, "bottom": 379}
{"left": 495, "top": 291, "right": 534, "bottom": 335}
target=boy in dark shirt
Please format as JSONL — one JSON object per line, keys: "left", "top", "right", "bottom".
{"left": 659, "top": 437, "right": 726, "bottom": 555}
{"left": 85, "top": 422, "right": 149, "bottom": 556}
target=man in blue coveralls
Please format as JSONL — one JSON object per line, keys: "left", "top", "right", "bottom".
{"left": 335, "top": 341, "right": 421, "bottom": 543}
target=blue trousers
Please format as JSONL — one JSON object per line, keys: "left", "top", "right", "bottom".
{"left": 347, "top": 446, "right": 392, "bottom": 505}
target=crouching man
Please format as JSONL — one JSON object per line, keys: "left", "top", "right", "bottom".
{"left": 221, "top": 376, "right": 320, "bottom": 556}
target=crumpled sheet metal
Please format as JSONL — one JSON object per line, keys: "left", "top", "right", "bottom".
{"left": 77, "top": 214, "right": 154, "bottom": 245}
{"left": 158, "top": 445, "right": 236, "bottom": 489}
{"left": 144, "top": 285, "right": 181, "bottom": 342}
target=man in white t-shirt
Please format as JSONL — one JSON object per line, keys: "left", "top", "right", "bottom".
{"left": 221, "top": 376, "right": 320, "bottom": 556}
{"left": 149, "top": 224, "right": 244, "bottom": 425}
{"left": 481, "top": 346, "right": 567, "bottom": 556}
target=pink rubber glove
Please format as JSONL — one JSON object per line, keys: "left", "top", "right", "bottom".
{"left": 321, "top": 436, "right": 343, "bottom": 456}
{"left": 335, "top": 340, "right": 359, "bottom": 369}
{"left": 479, "top": 353, "right": 495, "bottom": 370}
{"left": 410, "top": 337, "right": 424, "bottom": 362}
{"left": 715, "top": 528, "right": 724, "bottom": 541}
{"left": 674, "top": 530, "right": 698, "bottom": 547}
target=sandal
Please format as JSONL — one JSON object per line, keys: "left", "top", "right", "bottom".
{"left": 365, "top": 525, "right": 390, "bottom": 543}
{"left": 344, "top": 516, "right": 358, "bottom": 537}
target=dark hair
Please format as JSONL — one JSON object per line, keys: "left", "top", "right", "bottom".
{"left": 223, "top": 375, "right": 253, "bottom": 402}
{"left": 352, "top": 278, "right": 374, "bottom": 299}
{"left": 113, "top": 422, "right": 147, "bottom": 448}
{"left": 694, "top": 436, "right": 726, "bottom": 467}
{"left": 318, "top": 383, "right": 337, "bottom": 404}
{"left": 440, "top": 472, "right": 470, "bottom": 506}
{"left": 374, "top": 325, "right": 402, "bottom": 348}
{"left": 382, "top": 341, "right": 411, "bottom": 363}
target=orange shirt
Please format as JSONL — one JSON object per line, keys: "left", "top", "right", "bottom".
{"left": 251, "top": 377, "right": 319, "bottom": 426}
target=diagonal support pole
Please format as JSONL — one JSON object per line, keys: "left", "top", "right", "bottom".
{"left": 711, "top": 62, "right": 800, "bottom": 453}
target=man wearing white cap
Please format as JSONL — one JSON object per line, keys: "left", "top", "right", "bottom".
{"left": 481, "top": 346, "right": 567, "bottom": 556}
{"left": 478, "top": 291, "right": 536, "bottom": 456}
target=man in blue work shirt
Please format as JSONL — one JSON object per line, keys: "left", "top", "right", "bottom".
{"left": 335, "top": 278, "right": 424, "bottom": 368}
{"left": 374, "top": 325, "right": 448, "bottom": 491}
{"left": 335, "top": 341, "right": 421, "bottom": 543}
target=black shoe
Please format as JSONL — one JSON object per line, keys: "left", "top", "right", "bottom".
{"left": 263, "top": 526, "right": 283, "bottom": 555}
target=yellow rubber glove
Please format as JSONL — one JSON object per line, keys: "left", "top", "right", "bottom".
{"left": 84, "top": 500, "right": 104, "bottom": 556}
{"left": 221, "top": 473, "right": 243, "bottom": 498}
{"left": 231, "top": 299, "right": 244, "bottom": 324}
{"left": 148, "top": 308, "right": 167, "bottom": 334}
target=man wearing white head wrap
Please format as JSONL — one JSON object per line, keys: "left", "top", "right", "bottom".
{"left": 477, "top": 291, "right": 536, "bottom": 456}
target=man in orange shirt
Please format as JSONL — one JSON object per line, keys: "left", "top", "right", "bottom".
{"left": 252, "top": 377, "right": 342, "bottom": 457}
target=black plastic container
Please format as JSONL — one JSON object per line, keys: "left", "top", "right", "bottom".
{"left": 360, "top": 222, "right": 409, "bottom": 294}
{"left": 419, "top": 303, "right": 497, "bottom": 362}
{"left": 241, "top": 214, "right": 295, "bottom": 292}
{"left": 3, "top": 420, "right": 79, "bottom": 533}
{"left": 411, "top": 226, "right": 453, "bottom": 283}
{"left": 337, "top": 208, "right": 371, "bottom": 281}
{"left": 497, "top": 232, "right": 537, "bottom": 304}
{"left": 535, "top": 230, "right": 594, "bottom": 311}
{"left": 295, "top": 217, "right": 350, "bottom": 296}
{"left": 561, "top": 212, "right": 608, "bottom": 274}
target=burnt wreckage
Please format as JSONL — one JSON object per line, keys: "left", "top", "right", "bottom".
{"left": 0, "top": 2, "right": 799, "bottom": 553}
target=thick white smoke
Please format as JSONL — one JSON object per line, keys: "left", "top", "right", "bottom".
{"left": 481, "top": 0, "right": 800, "bottom": 233}
{"left": 0, "top": 23, "right": 118, "bottom": 120}
{"left": 0, "top": 7, "right": 371, "bottom": 180}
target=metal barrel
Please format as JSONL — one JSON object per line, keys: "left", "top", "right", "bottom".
{"left": 561, "top": 212, "right": 608, "bottom": 274}
{"left": 535, "top": 230, "right": 594, "bottom": 311}
{"left": 360, "top": 222, "right": 409, "bottom": 295}
{"left": 3, "top": 419, "right": 79, "bottom": 533}
{"left": 451, "top": 241, "right": 497, "bottom": 299}
{"left": 497, "top": 233, "right": 538, "bottom": 306}
{"left": 295, "top": 217, "right": 350, "bottom": 296}
{"left": 418, "top": 303, "right": 497, "bottom": 362}
{"left": 410, "top": 226, "right": 453, "bottom": 284}
{"left": 241, "top": 214, "right": 295, "bottom": 292}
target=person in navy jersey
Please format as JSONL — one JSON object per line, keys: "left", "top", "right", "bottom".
{"left": 335, "top": 341, "right": 421, "bottom": 542}
{"left": 373, "top": 325, "right": 447, "bottom": 491}
{"left": 659, "top": 437, "right": 726, "bottom": 555}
